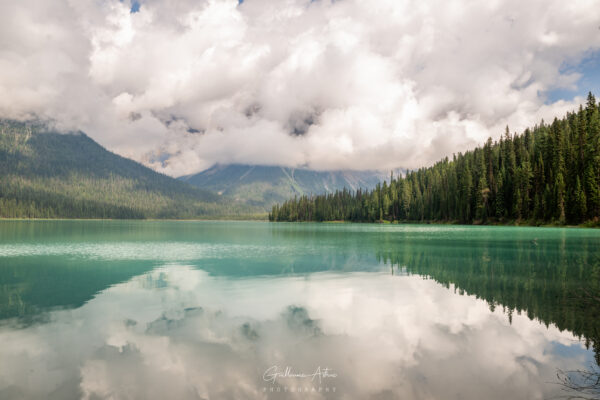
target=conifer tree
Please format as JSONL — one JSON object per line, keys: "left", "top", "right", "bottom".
{"left": 271, "top": 96, "right": 600, "bottom": 226}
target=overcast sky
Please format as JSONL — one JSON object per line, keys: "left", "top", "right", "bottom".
{"left": 0, "top": 0, "right": 599, "bottom": 176}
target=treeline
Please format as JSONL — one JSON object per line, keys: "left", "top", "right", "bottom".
{"left": 0, "top": 120, "right": 260, "bottom": 219}
{"left": 0, "top": 175, "right": 243, "bottom": 219}
{"left": 271, "top": 93, "right": 600, "bottom": 225}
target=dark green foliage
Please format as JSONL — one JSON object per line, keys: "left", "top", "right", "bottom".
{"left": 0, "top": 120, "right": 257, "bottom": 219}
{"left": 271, "top": 93, "right": 600, "bottom": 225}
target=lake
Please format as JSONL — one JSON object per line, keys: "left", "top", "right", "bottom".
{"left": 0, "top": 220, "right": 599, "bottom": 399}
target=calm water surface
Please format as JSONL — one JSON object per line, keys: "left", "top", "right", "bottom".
{"left": 0, "top": 220, "right": 599, "bottom": 399}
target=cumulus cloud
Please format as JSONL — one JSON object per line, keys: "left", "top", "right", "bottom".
{"left": 0, "top": 0, "right": 598, "bottom": 176}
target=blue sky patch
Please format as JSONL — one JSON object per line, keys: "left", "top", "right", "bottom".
{"left": 130, "top": 0, "right": 141, "bottom": 13}
{"left": 546, "top": 49, "right": 600, "bottom": 103}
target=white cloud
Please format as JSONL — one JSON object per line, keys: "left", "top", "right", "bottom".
{"left": 0, "top": 0, "right": 598, "bottom": 176}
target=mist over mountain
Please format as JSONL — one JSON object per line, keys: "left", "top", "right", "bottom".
{"left": 180, "top": 164, "right": 392, "bottom": 208}
{"left": 0, "top": 119, "right": 390, "bottom": 217}
{"left": 0, "top": 120, "right": 257, "bottom": 218}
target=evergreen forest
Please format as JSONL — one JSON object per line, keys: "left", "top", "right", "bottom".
{"left": 271, "top": 93, "right": 600, "bottom": 226}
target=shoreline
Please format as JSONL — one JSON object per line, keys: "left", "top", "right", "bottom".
{"left": 2, "top": 217, "right": 597, "bottom": 228}
{"left": 0, "top": 216, "right": 270, "bottom": 222}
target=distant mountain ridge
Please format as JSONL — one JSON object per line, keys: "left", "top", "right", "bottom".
{"left": 179, "top": 164, "right": 391, "bottom": 208}
{"left": 0, "top": 120, "right": 256, "bottom": 218}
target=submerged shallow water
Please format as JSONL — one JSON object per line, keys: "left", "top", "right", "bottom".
{"left": 0, "top": 220, "right": 599, "bottom": 399}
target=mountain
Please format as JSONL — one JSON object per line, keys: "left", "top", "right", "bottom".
{"left": 179, "top": 164, "right": 390, "bottom": 208}
{"left": 0, "top": 120, "right": 256, "bottom": 219}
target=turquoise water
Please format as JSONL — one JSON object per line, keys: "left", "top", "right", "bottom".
{"left": 0, "top": 220, "right": 599, "bottom": 399}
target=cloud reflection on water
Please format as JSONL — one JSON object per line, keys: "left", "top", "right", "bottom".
{"left": 0, "top": 265, "right": 592, "bottom": 400}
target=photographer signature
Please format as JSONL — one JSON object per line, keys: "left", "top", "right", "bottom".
{"left": 263, "top": 366, "right": 337, "bottom": 384}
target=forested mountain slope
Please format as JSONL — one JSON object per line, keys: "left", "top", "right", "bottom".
{"left": 180, "top": 164, "right": 388, "bottom": 209}
{"left": 271, "top": 93, "right": 600, "bottom": 226}
{"left": 0, "top": 120, "right": 253, "bottom": 218}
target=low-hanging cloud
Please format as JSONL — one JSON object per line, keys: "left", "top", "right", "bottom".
{"left": 0, "top": 0, "right": 598, "bottom": 176}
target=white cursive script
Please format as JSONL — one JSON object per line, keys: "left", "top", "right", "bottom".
{"left": 263, "top": 366, "right": 338, "bottom": 384}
